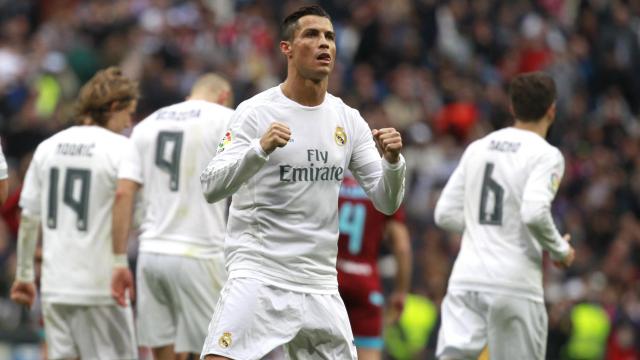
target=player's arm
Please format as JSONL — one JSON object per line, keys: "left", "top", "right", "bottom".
{"left": 111, "top": 179, "right": 140, "bottom": 306}
{"left": 350, "top": 116, "right": 405, "bottom": 215}
{"left": 11, "top": 211, "right": 39, "bottom": 308}
{"left": 434, "top": 152, "right": 467, "bottom": 233}
{"left": 0, "top": 146, "right": 8, "bottom": 204}
{"left": 111, "top": 138, "right": 143, "bottom": 306}
{"left": 521, "top": 149, "right": 573, "bottom": 267}
{"left": 11, "top": 156, "right": 41, "bottom": 308}
{"left": 201, "top": 107, "right": 284, "bottom": 203}
{"left": 386, "top": 219, "right": 412, "bottom": 323}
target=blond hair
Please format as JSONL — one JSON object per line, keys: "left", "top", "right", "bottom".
{"left": 74, "top": 66, "right": 139, "bottom": 126}
{"left": 189, "top": 73, "right": 233, "bottom": 107}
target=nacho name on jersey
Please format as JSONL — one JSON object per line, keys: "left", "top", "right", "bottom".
{"left": 279, "top": 148, "right": 344, "bottom": 182}
{"left": 488, "top": 139, "right": 521, "bottom": 153}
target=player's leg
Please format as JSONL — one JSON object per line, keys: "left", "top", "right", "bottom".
{"left": 353, "top": 290, "right": 385, "bottom": 360}
{"left": 70, "top": 303, "right": 137, "bottom": 359}
{"left": 435, "top": 290, "right": 487, "bottom": 360}
{"left": 357, "top": 347, "right": 382, "bottom": 360}
{"left": 137, "top": 253, "right": 178, "bottom": 359}
{"left": 286, "top": 292, "right": 357, "bottom": 359}
{"left": 174, "top": 254, "right": 227, "bottom": 359}
{"left": 201, "top": 277, "right": 300, "bottom": 359}
{"left": 41, "top": 302, "right": 80, "bottom": 360}
{"left": 152, "top": 345, "right": 176, "bottom": 360}
{"left": 339, "top": 274, "right": 384, "bottom": 360}
{"left": 486, "top": 294, "right": 547, "bottom": 360}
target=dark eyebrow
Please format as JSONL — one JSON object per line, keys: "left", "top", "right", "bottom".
{"left": 302, "top": 27, "right": 334, "bottom": 36}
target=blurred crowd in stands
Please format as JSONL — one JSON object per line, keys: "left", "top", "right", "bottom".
{"left": 0, "top": 0, "right": 639, "bottom": 359}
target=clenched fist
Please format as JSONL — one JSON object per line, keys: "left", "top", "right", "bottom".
{"left": 553, "top": 234, "right": 575, "bottom": 269}
{"left": 260, "top": 122, "right": 291, "bottom": 155}
{"left": 372, "top": 128, "right": 403, "bottom": 163}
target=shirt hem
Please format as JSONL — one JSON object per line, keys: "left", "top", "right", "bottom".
{"left": 229, "top": 269, "right": 338, "bottom": 294}
{"left": 448, "top": 281, "right": 544, "bottom": 303}
{"left": 139, "top": 239, "right": 223, "bottom": 258}
{"left": 42, "top": 293, "right": 115, "bottom": 305}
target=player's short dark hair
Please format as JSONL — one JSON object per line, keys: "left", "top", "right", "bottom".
{"left": 281, "top": 5, "right": 331, "bottom": 41}
{"left": 509, "top": 72, "right": 557, "bottom": 122}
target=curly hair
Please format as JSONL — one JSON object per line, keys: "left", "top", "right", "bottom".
{"left": 74, "top": 66, "right": 139, "bottom": 126}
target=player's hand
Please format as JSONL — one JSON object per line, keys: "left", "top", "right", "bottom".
{"left": 372, "top": 128, "right": 402, "bottom": 164}
{"left": 10, "top": 281, "right": 36, "bottom": 308}
{"left": 553, "top": 234, "right": 575, "bottom": 269}
{"left": 260, "top": 122, "right": 291, "bottom": 154}
{"left": 386, "top": 291, "right": 407, "bottom": 324}
{"left": 111, "top": 267, "right": 135, "bottom": 307}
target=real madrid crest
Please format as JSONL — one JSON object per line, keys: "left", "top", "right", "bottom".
{"left": 219, "top": 332, "right": 232, "bottom": 348}
{"left": 334, "top": 126, "right": 347, "bottom": 146}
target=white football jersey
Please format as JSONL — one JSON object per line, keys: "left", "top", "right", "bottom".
{"left": 0, "top": 141, "right": 7, "bottom": 180}
{"left": 121, "top": 99, "right": 234, "bottom": 257}
{"left": 20, "top": 126, "right": 136, "bottom": 305}
{"left": 201, "top": 86, "right": 406, "bottom": 293}
{"left": 436, "top": 127, "right": 566, "bottom": 302}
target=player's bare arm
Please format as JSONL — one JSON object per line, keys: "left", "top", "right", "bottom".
{"left": 0, "top": 179, "right": 7, "bottom": 205}
{"left": 386, "top": 219, "right": 411, "bottom": 324}
{"left": 111, "top": 179, "right": 141, "bottom": 306}
{"left": 372, "top": 128, "right": 402, "bottom": 163}
{"left": 259, "top": 121, "right": 291, "bottom": 154}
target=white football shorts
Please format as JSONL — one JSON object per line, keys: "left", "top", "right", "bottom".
{"left": 436, "top": 290, "right": 547, "bottom": 360}
{"left": 201, "top": 276, "right": 357, "bottom": 360}
{"left": 42, "top": 301, "right": 136, "bottom": 360}
{"left": 137, "top": 252, "right": 227, "bottom": 353}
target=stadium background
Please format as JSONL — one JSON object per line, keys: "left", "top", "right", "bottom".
{"left": 0, "top": 0, "right": 638, "bottom": 359}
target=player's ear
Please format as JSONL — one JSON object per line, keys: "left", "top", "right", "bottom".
{"left": 280, "top": 40, "right": 292, "bottom": 58}
{"left": 547, "top": 102, "right": 557, "bottom": 122}
{"left": 217, "top": 90, "right": 231, "bottom": 107}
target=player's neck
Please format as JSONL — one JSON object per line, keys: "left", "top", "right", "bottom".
{"left": 281, "top": 73, "right": 328, "bottom": 107}
{"left": 513, "top": 119, "right": 550, "bottom": 138}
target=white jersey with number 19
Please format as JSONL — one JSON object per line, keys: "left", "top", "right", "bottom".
{"left": 19, "top": 126, "right": 137, "bottom": 305}
{"left": 121, "top": 99, "right": 234, "bottom": 258}
{"left": 435, "top": 127, "right": 569, "bottom": 303}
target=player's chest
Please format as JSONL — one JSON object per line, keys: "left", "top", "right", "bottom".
{"left": 255, "top": 109, "right": 352, "bottom": 168}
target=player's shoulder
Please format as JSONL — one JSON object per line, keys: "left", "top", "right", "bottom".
{"left": 49, "top": 125, "right": 123, "bottom": 143}
{"left": 236, "top": 87, "right": 281, "bottom": 110}
{"left": 489, "top": 127, "right": 562, "bottom": 165}
{"left": 326, "top": 92, "right": 359, "bottom": 117}
{"left": 198, "top": 100, "right": 235, "bottom": 122}
{"left": 138, "top": 100, "right": 189, "bottom": 125}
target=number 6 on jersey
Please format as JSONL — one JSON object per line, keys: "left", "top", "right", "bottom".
{"left": 479, "top": 162, "right": 504, "bottom": 226}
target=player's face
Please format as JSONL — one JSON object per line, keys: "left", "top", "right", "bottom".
{"left": 287, "top": 15, "right": 336, "bottom": 82}
{"left": 107, "top": 100, "right": 137, "bottom": 133}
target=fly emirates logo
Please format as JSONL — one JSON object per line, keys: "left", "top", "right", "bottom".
{"left": 279, "top": 149, "right": 344, "bottom": 182}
